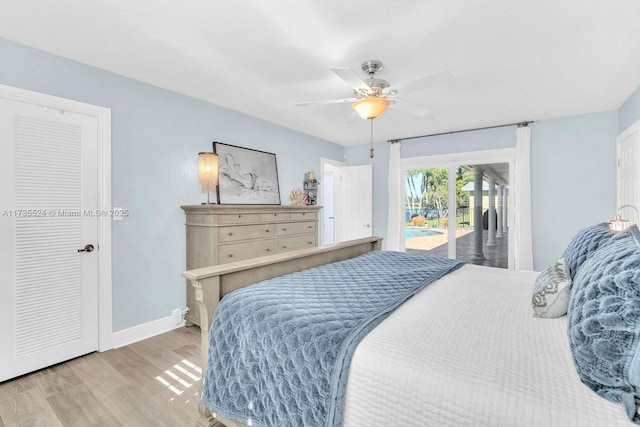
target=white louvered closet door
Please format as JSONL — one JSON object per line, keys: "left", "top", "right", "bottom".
{"left": 0, "top": 98, "right": 99, "bottom": 381}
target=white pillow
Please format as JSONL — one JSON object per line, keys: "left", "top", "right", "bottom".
{"left": 532, "top": 258, "right": 572, "bottom": 318}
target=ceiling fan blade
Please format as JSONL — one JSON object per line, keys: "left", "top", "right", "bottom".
{"left": 390, "top": 98, "right": 434, "bottom": 118}
{"left": 394, "top": 70, "right": 453, "bottom": 94}
{"left": 295, "top": 97, "right": 357, "bottom": 107}
{"left": 330, "top": 67, "right": 371, "bottom": 93}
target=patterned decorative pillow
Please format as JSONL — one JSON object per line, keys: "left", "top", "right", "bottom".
{"left": 567, "top": 226, "right": 640, "bottom": 423}
{"left": 532, "top": 258, "right": 572, "bottom": 318}
{"left": 562, "top": 223, "right": 616, "bottom": 279}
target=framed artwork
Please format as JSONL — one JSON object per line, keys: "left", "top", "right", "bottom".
{"left": 213, "top": 142, "right": 281, "bottom": 205}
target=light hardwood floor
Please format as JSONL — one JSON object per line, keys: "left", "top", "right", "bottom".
{"left": 0, "top": 326, "right": 202, "bottom": 427}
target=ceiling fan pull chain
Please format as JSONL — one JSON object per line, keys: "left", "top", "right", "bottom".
{"left": 369, "top": 118, "right": 375, "bottom": 159}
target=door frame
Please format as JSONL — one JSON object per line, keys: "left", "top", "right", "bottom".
{"left": 0, "top": 84, "right": 113, "bottom": 351}
{"left": 401, "top": 148, "right": 516, "bottom": 267}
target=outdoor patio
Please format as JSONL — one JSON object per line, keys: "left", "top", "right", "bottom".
{"left": 406, "top": 229, "right": 508, "bottom": 268}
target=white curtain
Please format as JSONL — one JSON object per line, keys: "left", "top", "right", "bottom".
{"left": 514, "top": 125, "right": 534, "bottom": 270}
{"left": 386, "top": 142, "right": 402, "bottom": 251}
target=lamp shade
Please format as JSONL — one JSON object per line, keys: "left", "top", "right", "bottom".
{"left": 198, "top": 152, "right": 218, "bottom": 193}
{"left": 352, "top": 97, "right": 391, "bottom": 120}
{"left": 609, "top": 205, "right": 639, "bottom": 232}
{"left": 609, "top": 214, "right": 633, "bottom": 232}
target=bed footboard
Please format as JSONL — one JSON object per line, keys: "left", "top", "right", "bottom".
{"left": 182, "top": 236, "right": 383, "bottom": 426}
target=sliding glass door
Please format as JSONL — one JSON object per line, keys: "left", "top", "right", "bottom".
{"left": 402, "top": 154, "right": 513, "bottom": 269}
{"left": 405, "top": 167, "right": 449, "bottom": 257}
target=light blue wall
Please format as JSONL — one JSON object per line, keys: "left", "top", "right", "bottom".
{"left": 346, "top": 112, "right": 618, "bottom": 271}
{"left": 619, "top": 85, "right": 640, "bottom": 133}
{"left": 530, "top": 112, "right": 618, "bottom": 269}
{"left": 0, "top": 38, "right": 344, "bottom": 332}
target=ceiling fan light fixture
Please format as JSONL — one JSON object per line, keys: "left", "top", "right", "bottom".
{"left": 352, "top": 97, "right": 390, "bottom": 120}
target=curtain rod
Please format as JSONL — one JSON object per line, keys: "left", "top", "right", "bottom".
{"left": 387, "top": 121, "right": 533, "bottom": 143}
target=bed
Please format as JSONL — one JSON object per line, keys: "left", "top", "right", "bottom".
{"left": 182, "top": 226, "right": 640, "bottom": 427}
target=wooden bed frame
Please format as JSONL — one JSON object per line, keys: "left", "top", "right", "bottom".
{"left": 182, "top": 236, "right": 383, "bottom": 427}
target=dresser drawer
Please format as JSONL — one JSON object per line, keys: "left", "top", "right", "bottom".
{"left": 218, "top": 240, "right": 275, "bottom": 263}
{"left": 290, "top": 211, "right": 317, "bottom": 221}
{"left": 218, "top": 212, "right": 291, "bottom": 225}
{"left": 275, "top": 235, "right": 317, "bottom": 253}
{"left": 219, "top": 224, "right": 274, "bottom": 243}
{"left": 261, "top": 212, "right": 290, "bottom": 222}
{"left": 218, "top": 213, "right": 262, "bottom": 225}
{"left": 276, "top": 221, "right": 316, "bottom": 236}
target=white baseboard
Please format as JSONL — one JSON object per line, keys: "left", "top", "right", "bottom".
{"left": 111, "top": 315, "right": 185, "bottom": 349}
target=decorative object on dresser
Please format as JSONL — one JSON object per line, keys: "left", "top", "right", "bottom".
{"left": 303, "top": 170, "right": 318, "bottom": 205}
{"left": 213, "top": 142, "right": 280, "bottom": 205}
{"left": 198, "top": 152, "right": 219, "bottom": 204}
{"left": 288, "top": 188, "right": 307, "bottom": 206}
{"left": 181, "top": 204, "right": 322, "bottom": 326}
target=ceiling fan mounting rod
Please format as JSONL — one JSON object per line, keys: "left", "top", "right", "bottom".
{"left": 361, "top": 60, "right": 383, "bottom": 77}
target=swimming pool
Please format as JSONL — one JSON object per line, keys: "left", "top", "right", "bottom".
{"left": 405, "top": 228, "right": 443, "bottom": 238}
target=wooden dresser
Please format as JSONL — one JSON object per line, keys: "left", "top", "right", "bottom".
{"left": 181, "top": 204, "right": 322, "bottom": 326}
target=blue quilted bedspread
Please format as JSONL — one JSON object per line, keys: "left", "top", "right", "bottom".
{"left": 201, "top": 251, "right": 464, "bottom": 427}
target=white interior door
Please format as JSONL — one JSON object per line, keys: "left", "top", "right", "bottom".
{"left": 617, "top": 122, "right": 640, "bottom": 220}
{"left": 0, "top": 97, "right": 99, "bottom": 381}
{"left": 323, "top": 173, "right": 336, "bottom": 245}
{"left": 336, "top": 164, "right": 373, "bottom": 242}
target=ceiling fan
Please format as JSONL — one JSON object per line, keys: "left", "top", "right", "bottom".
{"left": 295, "top": 60, "right": 453, "bottom": 119}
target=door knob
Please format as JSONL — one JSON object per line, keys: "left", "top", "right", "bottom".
{"left": 78, "top": 244, "right": 95, "bottom": 253}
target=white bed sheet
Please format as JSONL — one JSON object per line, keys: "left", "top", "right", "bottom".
{"left": 343, "top": 264, "right": 632, "bottom": 426}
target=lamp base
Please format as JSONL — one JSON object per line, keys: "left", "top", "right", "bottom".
{"left": 201, "top": 189, "right": 218, "bottom": 205}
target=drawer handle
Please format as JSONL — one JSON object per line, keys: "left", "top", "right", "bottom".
{"left": 266, "top": 248, "right": 270, "bottom": 252}
{"left": 228, "top": 232, "right": 233, "bottom": 236}
{"left": 308, "top": 242, "right": 313, "bottom": 245}
{"left": 307, "top": 226, "right": 312, "bottom": 229}
{"left": 283, "top": 245, "right": 287, "bottom": 249}
{"left": 238, "top": 214, "right": 242, "bottom": 218}
{"left": 282, "top": 228, "right": 287, "bottom": 231}
{"left": 265, "top": 229, "right": 270, "bottom": 233}
{"left": 228, "top": 254, "right": 233, "bottom": 258}
{"left": 302, "top": 213, "right": 306, "bottom": 216}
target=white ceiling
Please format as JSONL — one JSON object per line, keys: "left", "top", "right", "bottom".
{"left": 2, "top": 0, "right": 639, "bottom": 146}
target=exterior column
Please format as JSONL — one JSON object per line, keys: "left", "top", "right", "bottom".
{"left": 496, "top": 184, "right": 505, "bottom": 238}
{"left": 487, "top": 177, "right": 496, "bottom": 247}
{"left": 502, "top": 187, "right": 508, "bottom": 232}
{"left": 471, "top": 168, "right": 485, "bottom": 262}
